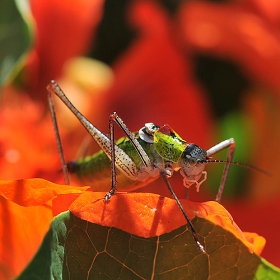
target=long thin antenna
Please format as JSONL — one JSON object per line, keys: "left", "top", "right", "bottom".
{"left": 205, "top": 159, "right": 271, "bottom": 177}
{"left": 48, "top": 91, "right": 70, "bottom": 185}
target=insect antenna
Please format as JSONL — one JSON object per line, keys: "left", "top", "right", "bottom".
{"left": 204, "top": 159, "right": 271, "bottom": 177}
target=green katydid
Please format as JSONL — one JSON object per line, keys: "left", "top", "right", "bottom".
{"left": 47, "top": 80, "right": 268, "bottom": 254}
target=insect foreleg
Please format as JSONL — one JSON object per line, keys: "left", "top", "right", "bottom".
{"left": 206, "top": 138, "right": 235, "bottom": 203}
{"left": 160, "top": 170, "right": 205, "bottom": 253}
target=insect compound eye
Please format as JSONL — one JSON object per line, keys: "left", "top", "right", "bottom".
{"left": 182, "top": 144, "right": 207, "bottom": 166}
{"left": 188, "top": 157, "right": 197, "bottom": 166}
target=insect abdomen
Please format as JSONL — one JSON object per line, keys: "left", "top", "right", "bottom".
{"left": 67, "top": 136, "right": 159, "bottom": 191}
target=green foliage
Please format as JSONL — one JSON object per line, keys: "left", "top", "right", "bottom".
{"left": 0, "top": 0, "right": 33, "bottom": 87}
{"left": 17, "top": 211, "right": 280, "bottom": 280}
{"left": 207, "top": 111, "right": 254, "bottom": 197}
{"left": 254, "top": 258, "right": 280, "bottom": 280}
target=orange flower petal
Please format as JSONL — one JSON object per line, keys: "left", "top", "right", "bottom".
{"left": 204, "top": 201, "right": 266, "bottom": 255}
{"left": 0, "top": 178, "right": 88, "bottom": 206}
{"left": 52, "top": 193, "right": 82, "bottom": 217}
{"left": 178, "top": 1, "right": 280, "bottom": 94}
{"left": 69, "top": 191, "right": 265, "bottom": 254}
{"left": 26, "top": 0, "right": 102, "bottom": 98}
{"left": 0, "top": 196, "right": 53, "bottom": 278}
{"left": 243, "top": 232, "right": 266, "bottom": 256}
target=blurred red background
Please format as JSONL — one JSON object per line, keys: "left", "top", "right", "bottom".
{"left": 1, "top": 0, "right": 280, "bottom": 275}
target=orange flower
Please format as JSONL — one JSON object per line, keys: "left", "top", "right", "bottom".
{"left": 0, "top": 179, "right": 87, "bottom": 278}
{"left": 69, "top": 191, "right": 266, "bottom": 255}
{"left": 0, "top": 179, "right": 266, "bottom": 278}
{"left": 0, "top": 197, "right": 52, "bottom": 279}
{"left": 177, "top": 1, "right": 280, "bottom": 96}
{"left": 0, "top": 90, "right": 60, "bottom": 181}
{"left": 24, "top": 0, "right": 103, "bottom": 100}
{"left": 1, "top": 0, "right": 280, "bottom": 272}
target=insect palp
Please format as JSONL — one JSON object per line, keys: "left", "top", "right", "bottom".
{"left": 180, "top": 169, "right": 207, "bottom": 192}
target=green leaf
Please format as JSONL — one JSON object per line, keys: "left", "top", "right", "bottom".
{"left": 254, "top": 258, "right": 280, "bottom": 280}
{"left": 207, "top": 111, "right": 255, "bottom": 197}
{"left": 0, "top": 0, "right": 33, "bottom": 87}
{"left": 17, "top": 211, "right": 280, "bottom": 280}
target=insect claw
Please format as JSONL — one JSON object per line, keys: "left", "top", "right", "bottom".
{"left": 104, "top": 193, "right": 111, "bottom": 202}
{"left": 197, "top": 242, "right": 206, "bottom": 253}
{"left": 192, "top": 231, "right": 205, "bottom": 253}
{"left": 104, "top": 189, "right": 116, "bottom": 202}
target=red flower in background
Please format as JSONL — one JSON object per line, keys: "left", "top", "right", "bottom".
{"left": 1, "top": 0, "right": 280, "bottom": 277}
{"left": 178, "top": 1, "right": 280, "bottom": 94}
{"left": 24, "top": 0, "right": 103, "bottom": 100}
{"left": 175, "top": 0, "right": 280, "bottom": 265}
{"left": 0, "top": 1, "right": 103, "bottom": 277}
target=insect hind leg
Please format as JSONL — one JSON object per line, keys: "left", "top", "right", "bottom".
{"left": 206, "top": 138, "right": 235, "bottom": 203}
{"left": 47, "top": 81, "right": 143, "bottom": 201}
{"left": 47, "top": 90, "right": 70, "bottom": 185}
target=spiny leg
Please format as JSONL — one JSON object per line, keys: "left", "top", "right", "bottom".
{"left": 110, "top": 112, "right": 152, "bottom": 169}
{"left": 47, "top": 81, "right": 140, "bottom": 176}
{"left": 47, "top": 91, "right": 70, "bottom": 185}
{"left": 104, "top": 114, "right": 118, "bottom": 201}
{"left": 160, "top": 170, "right": 205, "bottom": 253}
{"left": 206, "top": 138, "right": 235, "bottom": 203}
{"left": 47, "top": 81, "right": 153, "bottom": 201}
{"left": 105, "top": 112, "right": 154, "bottom": 201}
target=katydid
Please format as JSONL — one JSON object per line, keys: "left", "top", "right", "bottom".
{"left": 47, "top": 80, "right": 268, "bottom": 254}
